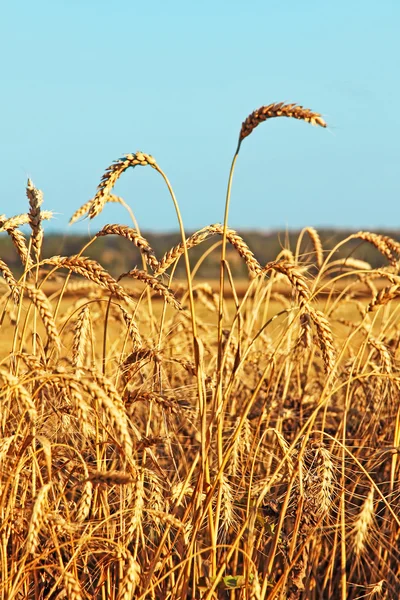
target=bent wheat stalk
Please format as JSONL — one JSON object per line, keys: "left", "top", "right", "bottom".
{"left": 95, "top": 224, "right": 159, "bottom": 271}
{"left": 213, "top": 105, "right": 327, "bottom": 550}
{"left": 219, "top": 101, "right": 327, "bottom": 361}
{"left": 88, "top": 153, "right": 157, "bottom": 219}
{"left": 45, "top": 255, "right": 133, "bottom": 303}
{"left": 156, "top": 223, "right": 261, "bottom": 277}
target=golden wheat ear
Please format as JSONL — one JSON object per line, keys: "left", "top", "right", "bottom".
{"left": 88, "top": 152, "right": 157, "bottom": 219}
{"left": 239, "top": 102, "right": 326, "bottom": 145}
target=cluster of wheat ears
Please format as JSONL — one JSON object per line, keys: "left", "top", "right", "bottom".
{"left": 1, "top": 102, "right": 400, "bottom": 600}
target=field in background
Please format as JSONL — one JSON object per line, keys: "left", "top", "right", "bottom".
{"left": 1, "top": 103, "right": 400, "bottom": 600}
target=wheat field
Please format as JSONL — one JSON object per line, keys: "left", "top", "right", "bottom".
{"left": 1, "top": 102, "right": 400, "bottom": 599}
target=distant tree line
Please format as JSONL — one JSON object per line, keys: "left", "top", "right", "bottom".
{"left": 1, "top": 228, "right": 398, "bottom": 279}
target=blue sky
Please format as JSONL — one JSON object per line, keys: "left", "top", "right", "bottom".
{"left": 1, "top": 1, "right": 399, "bottom": 233}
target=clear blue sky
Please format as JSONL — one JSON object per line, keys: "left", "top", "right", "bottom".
{"left": 1, "top": 1, "right": 399, "bottom": 233}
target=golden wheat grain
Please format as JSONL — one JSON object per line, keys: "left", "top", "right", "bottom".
{"left": 69, "top": 194, "right": 127, "bottom": 224}
{"left": 74, "top": 480, "right": 93, "bottom": 523}
{"left": 60, "top": 374, "right": 134, "bottom": 457}
{"left": 61, "top": 279, "right": 104, "bottom": 295}
{"left": 156, "top": 225, "right": 212, "bottom": 274}
{"left": 303, "top": 227, "right": 323, "bottom": 268}
{"left": 88, "top": 368, "right": 142, "bottom": 441}
{"left": 126, "top": 473, "right": 145, "bottom": 544}
{"left": 194, "top": 283, "right": 219, "bottom": 313}
{"left": 119, "top": 267, "right": 182, "bottom": 310}
{"left": 265, "top": 261, "right": 311, "bottom": 308}
{"left": 353, "top": 485, "right": 375, "bottom": 557}
{"left": 26, "top": 178, "right": 44, "bottom": 261}
{"left": 157, "top": 223, "right": 262, "bottom": 277}
{"left": 209, "top": 224, "right": 262, "bottom": 276}
{"left": 66, "top": 379, "right": 93, "bottom": 437}
{"left": 63, "top": 570, "right": 83, "bottom": 600}
{"left": 0, "top": 210, "right": 53, "bottom": 231}
{"left": 46, "top": 255, "right": 133, "bottom": 303}
{"left": 95, "top": 224, "right": 159, "bottom": 271}
{"left": 0, "top": 369, "right": 37, "bottom": 421}
{"left": 116, "top": 549, "right": 140, "bottom": 600}
{"left": 351, "top": 231, "right": 400, "bottom": 267}
{"left": 309, "top": 308, "right": 336, "bottom": 374}
{"left": 295, "top": 312, "right": 313, "bottom": 353}
{"left": 119, "top": 306, "right": 142, "bottom": 349}
{"left": 145, "top": 469, "right": 166, "bottom": 516}
{"left": 170, "top": 480, "right": 194, "bottom": 504}
{"left": 5, "top": 228, "right": 33, "bottom": 270}
{"left": 0, "top": 258, "right": 20, "bottom": 303}
{"left": 0, "top": 435, "right": 15, "bottom": 464}
{"left": 369, "top": 580, "right": 384, "bottom": 597}
{"left": 239, "top": 102, "right": 326, "bottom": 143}
{"left": 71, "top": 305, "right": 91, "bottom": 369}
{"left": 26, "top": 482, "right": 52, "bottom": 554}
{"left": 368, "top": 337, "right": 393, "bottom": 373}
{"left": 25, "top": 284, "right": 61, "bottom": 350}
{"left": 314, "top": 445, "right": 334, "bottom": 517}
{"left": 88, "top": 152, "right": 157, "bottom": 219}
{"left": 220, "top": 475, "right": 235, "bottom": 533}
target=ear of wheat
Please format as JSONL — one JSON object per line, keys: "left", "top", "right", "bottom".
{"left": 239, "top": 102, "right": 326, "bottom": 144}
{"left": 88, "top": 153, "right": 157, "bottom": 219}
